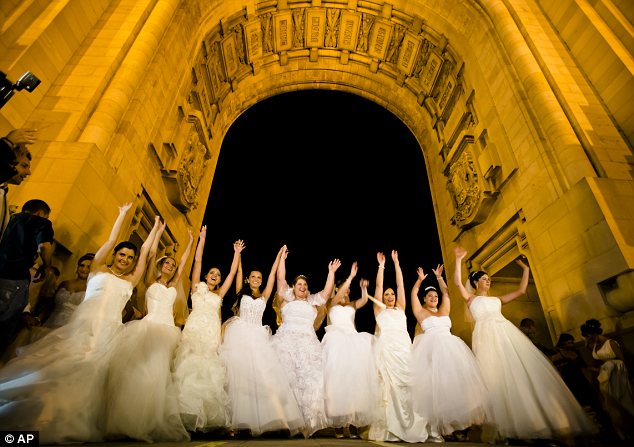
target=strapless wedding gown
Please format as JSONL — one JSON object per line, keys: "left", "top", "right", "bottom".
{"left": 172, "top": 282, "right": 228, "bottom": 431}
{"left": 411, "top": 315, "right": 489, "bottom": 436}
{"left": 221, "top": 294, "right": 304, "bottom": 435}
{"left": 469, "top": 295, "right": 595, "bottom": 439}
{"left": 321, "top": 304, "right": 378, "bottom": 428}
{"left": 369, "top": 308, "right": 426, "bottom": 442}
{"left": 271, "top": 292, "right": 327, "bottom": 436}
{"left": 0, "top": 272, "right": 132, "bottom": 443}
{"left": 106, "top": 282, "right": 189, "bottom": 442}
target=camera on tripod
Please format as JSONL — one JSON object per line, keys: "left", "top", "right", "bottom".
{"left": 0, "top": 71, "right": 41, "bottom": 109}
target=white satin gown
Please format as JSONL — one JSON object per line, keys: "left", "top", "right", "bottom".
{"left": 469, "top": 296, "right": 595, "bottom": 439}
{"left": 321, "top": 304, "right": 379, "bottom": 428}
{"left": 369, "top": 308, "right": 426, "bottom": 442}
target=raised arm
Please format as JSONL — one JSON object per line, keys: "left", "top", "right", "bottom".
{"left": 128, "top": 216, "right": 161, "bottom": 286}
{"left": 433, "top": 264, "right": 450, "bottom": 313}
{"left": 367, "top": 293, "right": 386, "bottom": 310}
{"left": 144, "top": 220, "right": 166, "bottom": 286}
{"left": 321, "top": 258, "right": 341, "bottom": 300}
{"left": 191, "top": 226, "right": 207, "bottom": 285}
{"left": 410, "top": 267, "right": 427, "bottom": 320}
{"left": 262, "top": 245, "right": 286, "bottom": 301}
{"left": 453, "top": 246, "right": 472, "bottom": 301}
{"left": 499, "top": 258, "right": 530, "bottom": 303}
{"left": 92, "top": 203, "right": 133, "bottom": 270}
{"left": 235, "top": 258, "right": 243, "bottom": 295}
{"left": 217, "top": 240, "right": 245, "bottom": 298}
{"left": 169, "top": 228, "right": 194, "bottom": 287}
{"left": 330, "top": 262, "right": 358, "bottom": 308}
{"left": 393, "top": 250, "right": 406, "bottom": 311}
{"left": 275, "top": 247, "right": 289, "bottom": 306}
{"left": 354, "top": 278, "right": 370, "bottom": 310}
{"left": 374, "top": 252, "right": 386, "bottom": 314}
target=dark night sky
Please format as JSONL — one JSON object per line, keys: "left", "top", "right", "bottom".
{"left": 202, "top": 90, "right": 442, "bottom": 337}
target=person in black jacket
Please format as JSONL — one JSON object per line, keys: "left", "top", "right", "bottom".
{"left": 0, "top": 198, "right": 54, "bottom": 355}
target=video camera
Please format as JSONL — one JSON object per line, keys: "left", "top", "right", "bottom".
{"left": 0, "top": 71, "right": 41, "bottom": 109}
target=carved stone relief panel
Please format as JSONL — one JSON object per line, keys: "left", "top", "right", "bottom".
{"left": 305, "top": 9, "right": 326, "bottom": 48}
{"left": 221, "top": 33, "right": 240, "bottom": 79}
{"left": 396, "top": 32, "right": 422, "bottom": 76}
{"left": 292, "top": 8, "right": 305, "bottom": 48}
{"left": 274, "top": 11, "right": 293, "bottom": 52}
{"left": 438, "top": 73, "right": 457, "bottom": 116}
{"left": 368, "top": 20, "right": 392, "bottom": 60}
{"left": 338, "top": 11, "right": 360, "bottom": 51}
{"left": 356, "top": 13, "right": 375, "bottom": 53}
{"left": 385, "top": 24, "right": 405, "bottom": 64}
{"left": 244, "top": 20, "right": 263, "bottom": 63}
{"left": 261, "top": 13, "right": 274, "bottom": 54}
{"left": 162, "top": 118, "right": 211, "bottom": 213}
{"left": 419, "top": 51, "right": 443, "bottom": 96}
{"left": 325, "top": 8, "right": 341, "bottom": 48}
{"left": 444, "top": 136, "right": 497, "bottom": 228}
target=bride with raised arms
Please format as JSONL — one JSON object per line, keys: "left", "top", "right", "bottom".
{"left": 0, "top": 202, "right": 159, "bottom": 443}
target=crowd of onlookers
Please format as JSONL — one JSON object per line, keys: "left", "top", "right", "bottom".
{"left": 519, "top": 317, "right": 634, "bottom": 442}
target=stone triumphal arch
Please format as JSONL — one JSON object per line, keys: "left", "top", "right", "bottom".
{"left": 1, "top": 0, "right": 633, "bottom": 346}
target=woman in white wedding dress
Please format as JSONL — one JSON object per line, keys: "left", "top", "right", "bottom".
{"left": 454, "top": 246, "right": 595, "bottom": 442}
{"left": 172, "top": 226, "right": 242, "bottom": 432}
{"left": 410, "top": 264, "right": 489, "bottom": 440}
{"left": 367, "top": 251, "right": 426, "bottom": 443}
{"left": 221, "top": 245, "right": 304, "bottom": 436}
{"left": 321, "top": 262, "right": 378, "bottom": 437}
{"left": 0, "top": 203, "right": 159, "bottom": 443}
{"left": 105, "top": 222, "right": 194, "bottom": 442}
{"left": 271, "top": 248, "right": 340, "bottom": 437}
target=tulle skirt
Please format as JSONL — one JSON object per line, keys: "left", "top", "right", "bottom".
{"left": 411, "top": 329, "right": 490, "bottom": 435}
{"left": 105, "top": 319, "right": 189, "bottom": 442}
{"left": 321, "top": 326, "right": 379, "bottom": 428}
{"left": 221, "top": 317, "right": 304, "bottom": 435}
{"left": 473, "top": 318, "right": 595, "bottom": 439}
{"left": 0, "top": 310, "right": 123, "bottom": 443}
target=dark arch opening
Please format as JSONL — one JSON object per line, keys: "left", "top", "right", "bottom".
{"left": 202, "top": 89, "right": 442, "bottom": 337}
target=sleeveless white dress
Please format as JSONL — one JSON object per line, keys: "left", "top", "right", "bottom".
{"left": 105, "top": 283, "right": 189, "bottom": 442}
{"left": 220, "top": 294, "right": 304, "bottom": 435}
{"left": 0, "top": 272, "right": 132, "bottom": 443}
{"left": 321, "top": 304, "right": 379, "bottom": 428}
{"left": 411, "top": 315, "right": 489, "bottom": 436}
{"left": 271, "top": 290, "right": 327, "bottom": 436}
{"left": 172, "top": 282, "right": 228, "bottom": 431}
{"left": 469, "top": 296, "right": 595, "bottom": 439}
{"left": 369, "top": 308, "right": 427, "bottom": 442}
